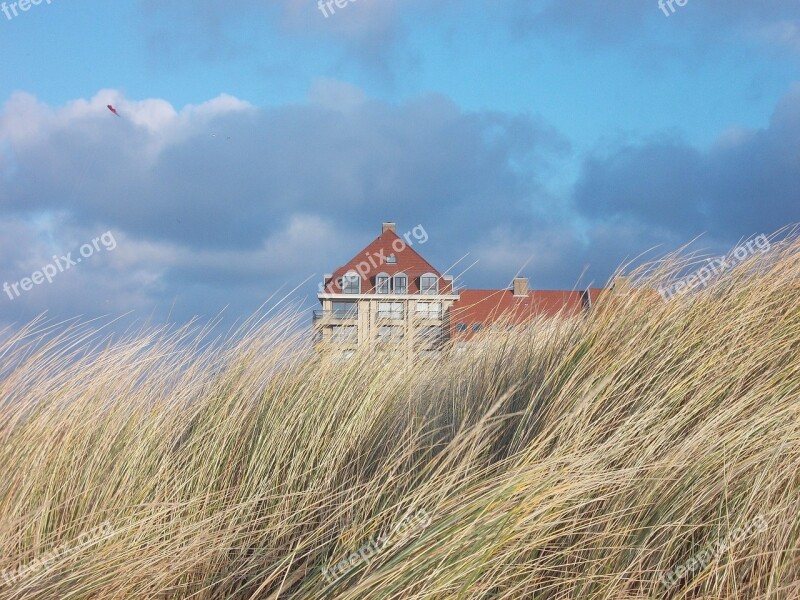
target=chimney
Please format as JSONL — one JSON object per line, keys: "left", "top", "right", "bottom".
{"left": 382, "top": 222, "right": 396, "bottom": 234}
{"left": 512, "top": 277, "right": 528, "bottom": 297}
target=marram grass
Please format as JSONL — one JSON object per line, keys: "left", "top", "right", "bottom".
{"left": 0, "top": 230, "right": 799, "bottom": 599}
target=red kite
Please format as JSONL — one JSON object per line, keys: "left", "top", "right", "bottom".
{"left": 107, "top": 104, "right": 121, "bottom": 117}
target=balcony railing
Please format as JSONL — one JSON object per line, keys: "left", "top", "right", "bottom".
{"left": 313, "top": 309, "right": 358, "bottom": 322}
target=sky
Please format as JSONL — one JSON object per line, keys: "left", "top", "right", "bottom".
{"left": 0, "top": 0, "right": 798, "bottom": 329}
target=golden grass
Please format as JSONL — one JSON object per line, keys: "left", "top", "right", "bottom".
{"left": 0, "top": 229, "right": 798, "bottom": 599}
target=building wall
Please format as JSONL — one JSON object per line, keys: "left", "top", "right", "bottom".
{"left": 315, "top": 293, "right": 458, "bottom": 357}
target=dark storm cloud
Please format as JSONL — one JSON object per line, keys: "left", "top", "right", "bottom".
{"left": 573, "top": 84, "right": 800, "bottom": 241}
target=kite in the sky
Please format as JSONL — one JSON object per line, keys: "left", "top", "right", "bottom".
{"left": 107, "top": 104, "right": 121, "bottom": 117}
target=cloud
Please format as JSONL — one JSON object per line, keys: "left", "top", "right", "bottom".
{"left": 506, "top": 0, "right": 651, "bottom": 45}
{"left": 138, "top": 0, "right": 454, "bottom": 75}
{"left": 2, "top": 81, "right": 796, "bottom": 328}
{"left": 573, "top": 84, "right": 800, "bottom": 242}
{"left": 0, "top": 84, "right": 568, "bottom": 324}
{"left": 0, "top": 216, "right": 157, "bottom": 327}
{"left": 507, "top": 0, "right": 800, "bottom": 56}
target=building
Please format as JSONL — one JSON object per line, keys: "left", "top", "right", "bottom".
{"left": 314, "top": 222, "right": 604, "bottom": 354}
{"left": 449, "top": 282, "right": 603, "bottom": 341}
{"left": 314, "top": 222, "right": 458, "bottom": 359}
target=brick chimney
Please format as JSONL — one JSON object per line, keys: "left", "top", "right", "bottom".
{"left": 382, "top": 222, "right": 396, "bottom": 234}
{"left": 512, "top": 277, "right": 528, "bottom": 297}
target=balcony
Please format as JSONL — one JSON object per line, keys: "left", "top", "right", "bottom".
{"left": 313, "top": 308, "right": 358, "bottom": 322}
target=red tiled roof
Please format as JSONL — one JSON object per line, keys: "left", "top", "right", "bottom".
{"left": 450, "top": 287, "right": 604, "bottom": 339}
{"left": 325, "top": 229, "right": 453, "bottom": 294}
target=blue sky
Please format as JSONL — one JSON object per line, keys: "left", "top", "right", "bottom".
{"left": 0, "top": 0, "right": 798, "bottom": 327}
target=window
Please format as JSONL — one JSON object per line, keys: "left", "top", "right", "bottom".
{"left": 331, "top": 301, "right": 357, "bottom": 319}
{"left": 332, "top": 325, "right": 357, "bottom": 343}
{"left": 386, "top": 254, "right": 397, "bottom": 264}
{"left": 377, "top": 302, "right": 403, "bottom": 320}
{"left": 420, "top": 273, "right": 438, "bottom": 295}
{"left": 418, "top": 326, "right": 442, "bottom": 343}
{"left": 342, "top": 271, "right": 360, "bottom": 294}
{"left": 455, "top": 322, "right": 468, "bottom": 333}
{"left": 375, "top": 273, "right": 390, "bottom": 294}
{"left": 378, "top": 325, "right": 404, "bottom": 342}
{"left": 416, "top": 302, "right": 442, "bottom": 319}
{"left": 472, "top": 323, "right": 483, "bottom": 333}
{"left": 393, "top": 273, "right": 407, "bottom": 294}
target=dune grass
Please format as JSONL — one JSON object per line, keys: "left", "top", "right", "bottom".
{"left": 0, "top": 229, "right": 798, "bottom": 599}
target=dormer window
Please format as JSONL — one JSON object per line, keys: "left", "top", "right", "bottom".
{"left": 342, "top": 271, "right": 361, "bottom": 294}
{"left": 393, "top": 273, "right": 407, "bottom": 294}
{"left": 386, "top": 254, "right": 397, "bottom": 264}
{"left": 420, "top": 273, "right": 438, "bottom": 295}
{"left": 376, "top": 273, "right": 390, "bottom": 294}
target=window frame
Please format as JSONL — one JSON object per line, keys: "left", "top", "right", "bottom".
{"left": 375, "top": 272, "right": 390, "bottom": 294}
{"left": 341, "top": 271, "right": 361, "bottom": 294}
{"left": 416, "top": 301, "right": 442, "bottom": 319}
{"left": 331, "top": 325, "right": 358, "bottom": 343}
{"left": 378, "top": 325, "right": 404, "bottom": 342}
{"left": 377, "top": 301, "right": 404, "bottom": 320}
{"left": 393, "top": 272, "right": 408, "bottom": 294}
{"left": 331, "top": 301, "right": 358, "bottom": 319}
{"left": 420, "top": 273, "right": 439, "bottom": 295}
{"left": 418, "top": 325, "right": 442, "bottom": 343}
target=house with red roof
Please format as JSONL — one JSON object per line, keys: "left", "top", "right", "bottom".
{"left": 449, "top": 283, "right": 604, "bottom": 341}
{"left": 314, "top": 222, "right": 603, "bottom": 355}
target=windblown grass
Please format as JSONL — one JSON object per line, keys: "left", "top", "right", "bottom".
{"left": 0, "top": 229, "right": 798, "bottom": 599}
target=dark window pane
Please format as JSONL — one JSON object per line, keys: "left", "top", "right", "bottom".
{"left": 421, "top": 275, "right": 438, "bottom": 295}
{"left": 394, "top": 276, "right": 407, "bottom": 294}
{"left": 376, "top": 275, "right": 390, "bottom": 294}
{"left": 332, "top": 302, "right": 357, "bottom": 319}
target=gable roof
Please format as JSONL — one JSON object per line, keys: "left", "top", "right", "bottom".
{"left": 450, "top": 287, "right": 604, "bottom": 338}
{"left": 325, "top": 229, "right": 452, "bottom": 294}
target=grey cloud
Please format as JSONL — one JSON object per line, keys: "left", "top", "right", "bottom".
{"left": 0, "top": 88, "right": 565, "bottom": 250}
{"left": 573, "top": 85, "right": 800, "bottom": 241}
{"left": 0, "top": 86, "right": 568, "bottom": 324}
{"left": 508, "top": 0, "right": 800, "bottom": 56}
{"left": 138, "top": 0, "right": 452, "bottom": 75}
